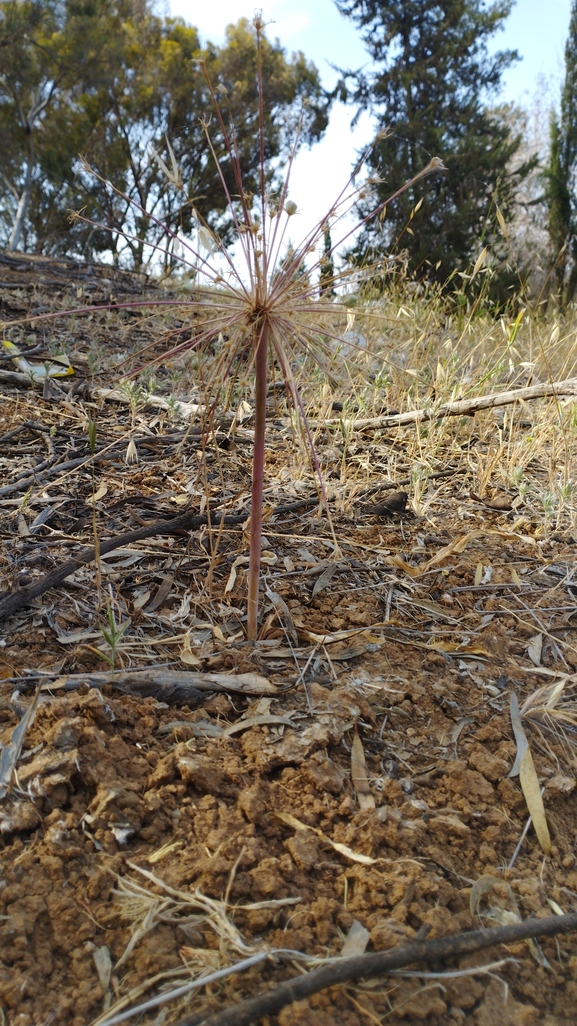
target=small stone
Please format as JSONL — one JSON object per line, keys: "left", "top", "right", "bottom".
{"left": 428, "top": 814, "right": 470, "bottom": 837}
{"left": 0, "top": 801, "right": 41, "bottom": 835}
{"left": 146, "top": 752, "right": 176, "bottom": 787}
{"left": 478, "top": 841, "right": 498, "bottom": 863}
{"left": 445, "top": 760, "right": 494, "bottom": 799}
{"left": 177, "top": 755, "right": 224, "bottom": 793}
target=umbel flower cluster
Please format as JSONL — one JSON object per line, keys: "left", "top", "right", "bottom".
{"left": 72, "top": 13, "right": 443, "bottom": 640}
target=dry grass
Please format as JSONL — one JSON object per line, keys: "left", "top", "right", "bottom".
{"left": 136, "top": 282, "right": 577, "bottom": 537}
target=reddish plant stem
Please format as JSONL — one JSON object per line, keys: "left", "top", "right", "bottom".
{"left": 246, "top": 322, "right": 269, "bottom": 641}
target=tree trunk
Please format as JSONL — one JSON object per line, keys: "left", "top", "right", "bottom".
{"left": 9, "top": 125, "right": 34, "bottom": 251}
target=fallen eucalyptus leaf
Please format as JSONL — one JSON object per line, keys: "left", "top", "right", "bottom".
{"left": 275, "top": 811, "right": 376, "bottom": 865}
{"left": 311, "top": 563, "right": 339, "bottom": 598}
{"left": 266, "top": 589, "right": 298, "bottom": 646}
{"left": 509, "top": 691, "right": 529, "bottom": 778}
{"left": 519, "top": 746, "right": 551, "bottom": 855}
{"left": 0, "top": 686, "right": 42, "bottom": 799}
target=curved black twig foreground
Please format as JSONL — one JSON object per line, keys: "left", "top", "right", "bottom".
{"left": 180, "top": 912, "right": 577, "bottom": 1026}
{"left": 0, "top": 509, "right": 247, "bottom": 623}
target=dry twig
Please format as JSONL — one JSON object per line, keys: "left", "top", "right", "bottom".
{"left": 178, "top": 913, "right": 577, "bottom": 1026}
{"left": 321, "top": 377, "right": 577, "bottom": 430}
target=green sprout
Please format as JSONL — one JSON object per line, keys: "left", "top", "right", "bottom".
{"left": 99, "top": 604, "right": 132, "bottom": 675}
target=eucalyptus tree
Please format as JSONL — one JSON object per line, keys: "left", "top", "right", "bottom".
{"left": 0, "top": 3, "right": 329, "bottom": 265}
{"left": 0, "top": 0, "right": 140, "bottom": 250}
{"left": 72, "top": 16, "right": 329, "bottom": 268}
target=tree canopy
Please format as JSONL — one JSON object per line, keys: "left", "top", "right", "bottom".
{"left": 0, "top": 1, "right": 143, "bottom": 251}
{"left": 0, "top": 1, "right": 329, "bottom": 266}
{"left": 335, "top": 0, "right": 530, "bottom": 290}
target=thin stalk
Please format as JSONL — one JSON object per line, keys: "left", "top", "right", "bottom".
{"left": 246, "top": 321, "right": 269, "bottom": 641}
{"left": 255, "top": 18, "right": 268, "bottom": 284}
{"left": 78, "top": 163, "right": 238, "bottom": 290}
{"left": 6, "top": 297, "right": 241, "bottom": 331}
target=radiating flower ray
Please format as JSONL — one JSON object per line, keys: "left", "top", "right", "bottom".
{"left": 281, "top": 317, "right": 371, "bottom": 364}
{"left": 269, "top": 331, "right": 342, "bottom": 557}
{"left": 73, "top": 201, "right": 247, "bottom": 300}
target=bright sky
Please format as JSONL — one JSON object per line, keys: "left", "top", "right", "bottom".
{"left": 165, "top": 0, "right": 573, "bottom": 251}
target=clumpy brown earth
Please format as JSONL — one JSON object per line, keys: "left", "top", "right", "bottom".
{"left": 0, "top": 254, "right": 576, "bottom": 1025}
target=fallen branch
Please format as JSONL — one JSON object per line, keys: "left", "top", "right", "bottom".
{"left": 0, "top": 344, "right": 43, "bottom": 362}
{"left": 0, "top": 509, "right": 247, "bottom": 622}
{"left": 180, "top": 912, "right": 577, "bottom": 1026}
{"left": 91, "top": 386, "right": 203, "bottom": 420}
{"left": 41, "top": 668, "right": 277, "bottom": 698}
{"left": 321, "top": 378, "right": 577, "bottom": 431}
{"left": 0, "top": 367, "right": 38, "bottom": 387}
{"left": 0, "top": 452, "right": 109, "bottom": 498}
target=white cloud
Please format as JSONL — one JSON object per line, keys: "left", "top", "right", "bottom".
{"left": 169, "top": 1, "right": 290, "bottom": 45}
{"left": 268, "top": 12, "right": 311, "bottom": 44}
{"left": 287, "top": 104, "right": 374, "bottom": 256}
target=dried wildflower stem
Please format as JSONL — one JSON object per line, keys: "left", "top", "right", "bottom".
{"left": 4, "top": 15, "right": 447, "bottom": 644}
{"left": 247, "top": 323, "right": 269, "bottom": 640}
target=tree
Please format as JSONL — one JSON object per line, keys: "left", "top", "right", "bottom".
{"left": 72, "top": 16, "right": 329, "bottom": 268}
{"left": 334, "top": 0, "right": 528, "bottom": 288}
{"left": 0, "top": 0, "right": 145, "bottom": 251}
{"left": 0, "top": 3, "right": 329, "bottom": 265}
{"left": 0, "top": 0, "right": 69, "bottom": 250}
{"left": 543, "top": 0, "right": 577, "bottom": 303}
{"left": 498, "top": 85, "right": 552, "bottom": 301}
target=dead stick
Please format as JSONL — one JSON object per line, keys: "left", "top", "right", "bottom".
{"left": 0, "top": 451, "right": 122, "bottom": 498}
{"left": 0, "top": 368, "right": 36, "bottom": 387}
{"left": 318, "top": 378, "right": 577, "bottom": 431}
{"left": 0, "top": 510, "right": 247, "bottom": 622}
{"left": 182, "top": 912, "right": 577, "bottom": 1026}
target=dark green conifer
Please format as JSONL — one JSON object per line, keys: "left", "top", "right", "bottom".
{"left": 335, "top": 0, "right": 528, "bottom": 290}
{"left": 544, "top": 0, "right": 577, "bottom": 303}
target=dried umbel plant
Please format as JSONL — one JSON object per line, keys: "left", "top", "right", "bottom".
{"left": 51, "top": 16, "right": 444, "bottom": 640}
